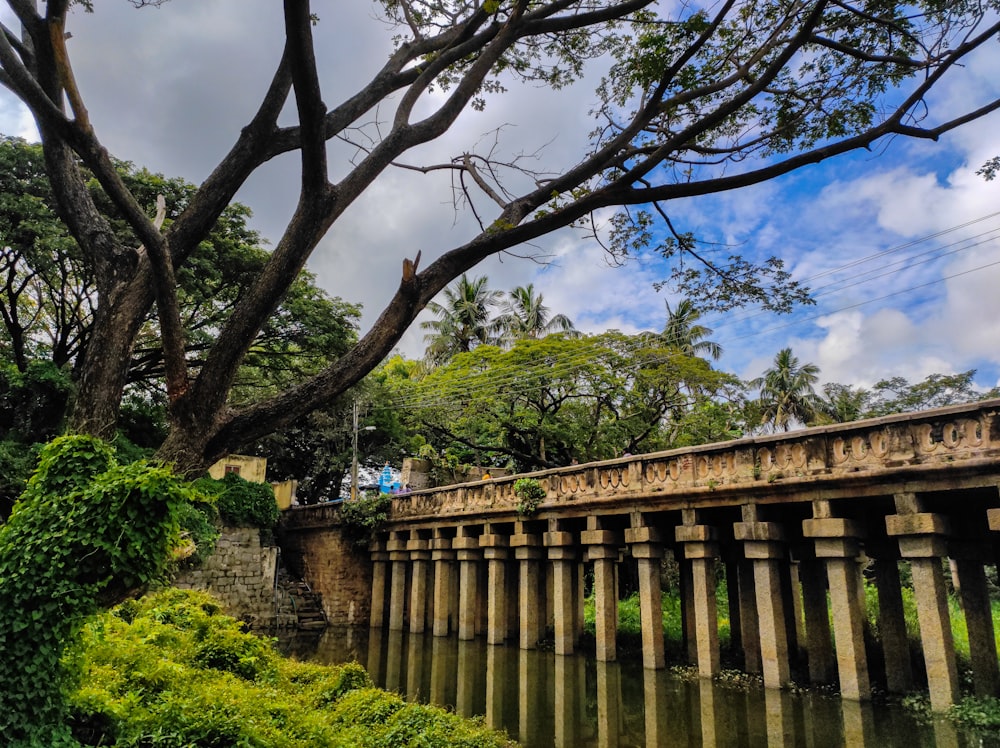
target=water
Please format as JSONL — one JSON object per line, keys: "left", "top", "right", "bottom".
{"left": 280, "top": 627, "right": 993, "bottom": 747}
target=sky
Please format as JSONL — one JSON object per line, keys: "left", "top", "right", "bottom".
{"left": 2, "top": 1, "right": 999, "bottom": 395}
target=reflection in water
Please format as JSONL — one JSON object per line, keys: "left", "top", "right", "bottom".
{"left": 285, "top": 627, "right": 981, "bottom": 747}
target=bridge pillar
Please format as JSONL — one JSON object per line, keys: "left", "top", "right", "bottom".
{"left": 386, "top": 531, "right": 409, "bottom": 631}
{"left": 736, "top": 555, "right": 762, "bottom": 673}
{"left": 951, "top": 541, "right": 1000, "bottom": 697}
{"left": 797, "top": 553, "right": 835, "bottom": 685}
{"left": 887, "top": 496, "right": 958, "bottom": 711}
{"left": 369, "top": 541, "right": 389, "bottom": 628}
{"left": 481, "top": 531, "right": 510, "bottom": 644}
{"left": 454, "top": 527, "right": 481, "bottom": 641}
{"left": 803, "top": 516, "right": 870, "bottom": 700}
{"left": 512, "top": 529, "right": 545, "bottom": 649}
{"left": 546, "top": 525, "right": 579, "bottom": 655}
{"left": 676, "top": 513, "right": 721, "bottom": 677}
{"left": 431, "top": 531, "right": 455, "bottom": 636}
{"left": 583, "top": 519, "right": 623, "bottom": 662}
{"left": 735, "top": 509, "right": 792, "bottom": 689}
{"left": 407, "top": 533, "right": 431, "bottom": 634}
{"left": 868, "top": 548, "right": 914, "bottom": 694}
{"left": 625, "top": 522, "right": 665, "bottom": 669}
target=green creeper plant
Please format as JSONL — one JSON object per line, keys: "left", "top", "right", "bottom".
{"left": 339, "top": 492, "right": 394, "bottom": 550}
{"left": 194, "top": 471, "right": 279, "bottom": 528}
{"left": 0, "top": 435, "right": 200, "bottom": 745}
{"left": 513, "top": 477, "right": 546, "bottom": 516}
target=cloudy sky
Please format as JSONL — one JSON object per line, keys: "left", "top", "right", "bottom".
{"left": 2, "top": 1, "right": 999, "bottom": 393}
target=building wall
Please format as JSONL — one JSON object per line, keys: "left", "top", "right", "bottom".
{"left": 208, "top": 454, "right": 268, "bottom": 483}
{"left": 174, "top": 526, "right": 279, "bottom": 627}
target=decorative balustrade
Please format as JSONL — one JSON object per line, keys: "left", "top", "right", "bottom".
{"left": 281, "top": 399, "right": 1000, "bottom": 531}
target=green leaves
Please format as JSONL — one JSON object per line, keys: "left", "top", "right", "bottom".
{"left": 0, "top": 435, "right": 203, "bottom": 743}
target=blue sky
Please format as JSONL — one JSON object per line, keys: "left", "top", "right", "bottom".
{"left": 2, "top": 1, "right": 999, "bottom": 396}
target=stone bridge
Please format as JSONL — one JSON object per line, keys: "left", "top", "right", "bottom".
{"left": 278, "top": 398, "right": 1000, "bottom": 710}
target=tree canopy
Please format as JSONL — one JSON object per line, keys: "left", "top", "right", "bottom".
{"left": 393, "top": 331, "right": 744, "bottom": 471}
{"left": 1, "top": 1, "right": 998, "bottom": 472}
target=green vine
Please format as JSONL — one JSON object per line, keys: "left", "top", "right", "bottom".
{"left": 194, "top": 471, "right": 278, "bottom": 528}
{"left": 339, "top": 492, "right": 394, "bottom": 549}
{"left": 513, "top": 477, "right": 546, "bottom": 516}
{"left": 0, "top": 435, "right": 204, "bottom": 745}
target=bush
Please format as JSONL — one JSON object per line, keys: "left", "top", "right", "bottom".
{"left": 68, "top": 589, "right": 513, "bottom": 747}
{"left": 195, "top": 471, "right": 278, "bottom": 528}
{"left": 513, "top": 477, "right": 546, "bottom": 516}
{"left": 339, "top": 492, "right": 394, "bottom": 549}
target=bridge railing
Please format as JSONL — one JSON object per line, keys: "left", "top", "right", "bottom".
{"left": 281, "top": 398, "right": 1000, "bottom": 529}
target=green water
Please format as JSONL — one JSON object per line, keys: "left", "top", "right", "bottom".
{"left": 280, "top": 627, "right": 993, "bottom": 747}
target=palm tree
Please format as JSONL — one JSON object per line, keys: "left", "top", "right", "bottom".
{"left": 493, "top": 284, "right": 576, "bottom": 345}
{"left": 660, "top": 299, "right": 722, "bottom": 360}
{"left": 421, "top": 274, "right": 502, "bottom": 363}
{"left": 751, "top": 347, "right": 820, "bottom": 432}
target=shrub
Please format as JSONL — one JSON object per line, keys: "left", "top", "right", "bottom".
{"left": 68, "top": 589, "right": 513, "bottom": 747}
{"left": 513, "top": 477, "right": 546, "bottom": 516}
{"left": 339, "top": 492, "right": 394, "bottom": 549}
{"left": 195, "top": 471, "right": 278, "bottom": 528}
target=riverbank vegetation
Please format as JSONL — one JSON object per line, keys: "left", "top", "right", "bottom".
{"left": 67, "top": 589, "right": 513, "bottom": 748}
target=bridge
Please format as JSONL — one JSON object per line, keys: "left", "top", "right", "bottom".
{"left": 278, "top": 398, "right": 1000, "bottom": 711}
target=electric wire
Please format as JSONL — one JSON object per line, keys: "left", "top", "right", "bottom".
{"left": 365, "top": 212, "right": 1000, "bottom": 412}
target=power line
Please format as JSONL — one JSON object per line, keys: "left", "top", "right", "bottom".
{"left": 370, "top": 212, "right": 1000, "bottom": 411}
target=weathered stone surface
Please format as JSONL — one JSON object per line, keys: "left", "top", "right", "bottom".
{"left": 174, "top": 526, "right": 279, "bottom": 627}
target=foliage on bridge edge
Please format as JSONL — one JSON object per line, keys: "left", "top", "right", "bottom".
{"left": 0, "top": 435, "right": 202, "bottom": 746}
{"left": 513, "top": 477, "right": 546, "bottom": 516}
{"left": 339, "top": 492, "right": 395, "bottom": 550}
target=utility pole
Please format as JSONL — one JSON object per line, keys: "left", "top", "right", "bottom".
{"left": 350, "top": 399, "right": 375, "bottom": 501}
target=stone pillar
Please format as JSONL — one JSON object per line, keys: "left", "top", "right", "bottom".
{"left": 453, "top": 527, "right": 481, "bottom": 641}
{"left": 512, "top": 529, "right": 545, "bottom": 649}
{"left": 886, "top": 494, "right": 958, "bottom": 711}
{"left": 431, "top": 532, "right": 455, "bottom": 636}
{"left": 546, "top": 525, "right": 578, "bottom": 655}
{"left": 481, "top": 531, "right": 510, "bottom": 645}
{"left": 675, "top": 515, "right": 721, "bottom": 677}
{"left": 797, "top": 556, "right": 835, "bottom": 685}
{"left": 386, "top": 531, "right": 409, "bottom": 631}
{"left": 407, "top": 533, "right": 431, "bottom": 634}
{"left": 734, "top": 506, "right": 791, "bottom": 689}
{"left": 583, "top": 520, "right": 622, "bottom": 663}
{"left": 625, "top": 522, "right": 665, "bottom": 670}
{"left": 737, "top": 556, "right": 762, "bottom": 673}
{"left": 952, "top": 542, "right": 1000, "bottom": 697}
{"left": 871, "top": 554, "right": 913, "bottom": 694}
{"left": 803, "top": 515, "right": 870, "bottom": 700}
{"left": 369, "top": 541, "right": 389, "bottom": 628}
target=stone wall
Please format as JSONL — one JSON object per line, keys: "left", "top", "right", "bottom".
{"left": 277, "top": 525, "right": 372, "bottom": 627}
{"left": 175, "top": 526, "right": 279, "bottom": 627}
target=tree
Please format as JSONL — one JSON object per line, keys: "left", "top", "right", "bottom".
{"left": 493, "top": 284, "right": 576, "bottom": 346}
{"left": 813, "top": 382, "right": 873, "bottom": 424}
{"left": 421, "top": 274, "right": 502, "bottom": 364}
{"left": 398, "top": 332, "right": 743, "bottom": 471}
{"left": 1, "top": 2, "right": 998, "bottom": 474}
{"left": 752, "top": 347, "right": 820, "bottom": 432}
{"left": 658, "top": 299, "right": 722, "bottom": 361}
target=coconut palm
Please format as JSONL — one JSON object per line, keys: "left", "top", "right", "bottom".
{"left": 751, "top": 347, "right": 820, "bottom": 432}
{"left": 661, "top": 299, "right": 722, "bottom": 360}
{"left": 421, "top": 274, "right": 502, "bottom": 363}
{"left": 493, "top": 284, "right": 576, "bottom": 345}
